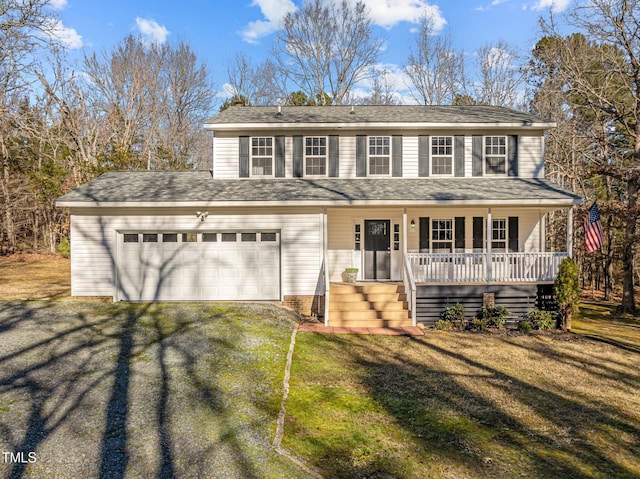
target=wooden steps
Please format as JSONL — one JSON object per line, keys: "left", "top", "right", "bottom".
{"left": 329, "top": 283, "right": 412, "bottom": 328}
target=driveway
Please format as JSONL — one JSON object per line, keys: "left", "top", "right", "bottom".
{"left": 0, "top": 301, "right": 306, "bottom": 479}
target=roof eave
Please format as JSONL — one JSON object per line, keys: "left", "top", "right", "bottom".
{"left": 203, "top": 121, "right": 556, "bottom": 131}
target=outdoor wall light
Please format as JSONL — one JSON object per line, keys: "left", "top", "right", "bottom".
{"left": 410, "top": 219, "right": 416, "bottom": 231}
{"left": 196, "top": 211, "right": 209, "bottom": 222}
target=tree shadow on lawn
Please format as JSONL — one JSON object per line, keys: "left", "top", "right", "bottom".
{"left": 299, "top": 333, "right": 640, "bottom": 479}
{"left": 0, "top": 302, "right": 299, "bottom": 479}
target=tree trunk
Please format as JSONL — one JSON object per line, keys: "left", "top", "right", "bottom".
{"left": 620, "top": 178, "right": 638, "bottom": 313}
{"left": 0, "top": 137, "right": 15, "bottom": 250}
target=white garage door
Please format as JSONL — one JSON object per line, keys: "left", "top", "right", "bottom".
{"left": 117, "top": 231, "right": 280, "bottom": 301}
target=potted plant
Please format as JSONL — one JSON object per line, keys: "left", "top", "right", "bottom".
{"left": 344, "top": 268, "right": 358, "bottom": 283}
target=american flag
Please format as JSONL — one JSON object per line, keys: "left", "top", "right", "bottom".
{"left": 584, "top": 202, "right": 603, "bottom": 253}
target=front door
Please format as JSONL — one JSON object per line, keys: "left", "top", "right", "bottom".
{"left": 364, "top": 220, "right": 391, "bottom": 280}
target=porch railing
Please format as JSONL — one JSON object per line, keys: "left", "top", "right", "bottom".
{"left": 407, "top": 252, "right": 570, "bottom": 284}
{"left": 402, "top": 253, "right": 417, "bottom": 326}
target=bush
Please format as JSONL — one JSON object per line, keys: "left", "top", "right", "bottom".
{"left": 434, "top": 319, "right": 453, "bottom": 330}
{"left": 56, "top": 237, "right": 70, "bottom": 258}
{"left": 517, "top": 320, "right": 533, "bottom": 332}
{"left": 523, "top": 309, "right": 554, "bottom": 330}
{"left": 469, "top": 317, "right": 488, "bottom": 331}
{"left": 554, "top": 257, "right": 580, "bottom": 331}
{"left": 440, "top": 303, "right": 466, "bottom": 329}
{"left": 477, "top": 305, "right": 510, "bottom": 328}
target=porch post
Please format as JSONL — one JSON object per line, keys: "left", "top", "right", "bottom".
{"left": 567, "top": 206, "right": 574, "bottom": 258}
{"left": 540, "top": 211, "right": 546, "bottom": 252}
{"left": 402, "top": 209, "right": 408, "bottom": 254}
{"left": 323, "top": 208, "right": 329, "bottom": 326}
{"left": 486, "top": 208, "right": 492, "bottom": 284}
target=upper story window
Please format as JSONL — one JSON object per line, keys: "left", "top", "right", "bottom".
{"left": 431, "top": 136, "right": 453, "bottom": 176}
{"left": 251, "top": 137, "right": 273, "bottom": 176}
{"left": 368, "top": 136, "right": 391, "bottom": 176}
{"left": 484, "top": 136, "right": 507, "bottom": 175}
{"left": 305, "top": 137, "right": 327, "bottom": 176}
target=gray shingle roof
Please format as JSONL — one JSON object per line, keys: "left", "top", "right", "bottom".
{"left": 57, "top": 171, "right": 582, "bottom": 206}
{"left": 205, "top": 105, "right": 552, "bottom": 126}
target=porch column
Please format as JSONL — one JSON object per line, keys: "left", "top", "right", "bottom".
{"left": 567, "top": 206, "right": 574, "bottom": 258}
{"left": 402, "top": 209, "right": 408, "bottom": 254}
{"left": 540, "top": 212, "right": 546, "bottom": 252}
{"left": 323, "top": 208, "right": 329, "bottom": 326}
{"left": 486, "top": 208, "right": 492, "bottom": 284}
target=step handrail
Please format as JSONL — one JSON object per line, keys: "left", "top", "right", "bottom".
{"left": 403, "top": 253, "right": 417, "bottom": 326}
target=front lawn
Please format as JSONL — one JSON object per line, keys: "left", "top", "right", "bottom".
{"left": 286, "top": 306, "right": 640, "bottom": 478}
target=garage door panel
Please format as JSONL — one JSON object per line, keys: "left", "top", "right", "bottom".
{"left": 118, "top": 231, "right": 280, "bottom": 301}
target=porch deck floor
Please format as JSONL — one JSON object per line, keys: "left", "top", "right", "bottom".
{"left": 298, "top": 323, "right": 424, "bottom": 336}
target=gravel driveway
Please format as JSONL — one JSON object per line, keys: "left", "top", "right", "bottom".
{"left": 0, "top": 301, "right": 307, "bottom": 479}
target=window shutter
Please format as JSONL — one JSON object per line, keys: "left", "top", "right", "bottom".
{"left": 508, "top": 216, "right": 519, "bottom": 252}
{"left": 472, "top": 135, "right": 483, "bottom": 177}
{"left": 419, "top": 217, "right": 430, "bottom": 252}
{"left": 473, "top": 217, "right": 484, "bottom": 249}
{"left": 418, "top": 135, "right": 429, "bottom": 177}
{"left": 356, "top": 135, "right": 366, "bottom": 177}
{"left": 293, "top": 136, "right": 303, "bottom": 177}
{"left": 508, "top": 135, "right": 518, "bottom": 177}
{"left": 455, "top": 217, "right": 465, "bottom": 250}
{"left": 239, "top": 136, "right": 249, "bottom": 178}
{"left": 454, "top": 135, "right": 465, "bottom": 177}
{"left": 275, "top": 136, "right": 285, "bottom": 178}
{"left": 329, "top": 135, "right": 339, "bottom": 177}
{"left": 392, "top": 135, "right": 403, "bottom": 177}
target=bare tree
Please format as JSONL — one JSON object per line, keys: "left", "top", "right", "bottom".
{"left": 274, "top": 0, "right": 382, "bottom": 105}
{"left": 474, "top": 39, "right": 524, "bottom": 108}
{"left": 404, "top": 15, "right": 465, "bottom": 105}
{"left": 225, "top": 52, "right": 285, "bottom": 106}
{"left": 353, "top": 69, "right": 400, "bottom": 105}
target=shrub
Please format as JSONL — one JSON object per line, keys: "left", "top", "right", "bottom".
{"left": 517, "top": 320, "right": 533, "bottom": 332}
{"left": 554, "top": 257, "right": 580, "bottom": 331}
{"left": 440, "top": 303, "right": 466, "bottom": 329}
{"left": 57, "top": 237, "right": 70, "bottom": 258}
{"left": 434, "top": 319, "right": 453, "bottom": 330}
{"left": 523, "top": 309, "right": 554, "bottom": 330}
{"left": 469, "top": 318, "right": 488, "bottom": 331}
{"left": 478, "top": 305, "right": 510, "bottom": 328}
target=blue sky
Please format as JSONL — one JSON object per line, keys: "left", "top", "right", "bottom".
{"left": 49, "top": 0, "right": 573, "bottom": 105}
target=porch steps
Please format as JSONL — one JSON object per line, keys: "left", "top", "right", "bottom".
{"left": 329, "top": 283, "right": 412, "bottom": 328}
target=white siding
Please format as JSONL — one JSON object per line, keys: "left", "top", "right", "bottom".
{"left": 403, "top": 136, "right": 419, "bottom": 178}
{"left": 518, "top": 135, "right": 545, "bottom": 178}
{"left": 464, "top": 136, "right": 473, "bottom": 178}
{"left": 213, "top": 136, "right": 239, "bottom": 178}
{"left": 339, "top": 136, "right": 357, "bottom": 178}
{"left": 69, "top": 207, "right": 323, "bottom": 298}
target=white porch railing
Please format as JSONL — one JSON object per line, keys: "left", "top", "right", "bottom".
{"left": 402, "top": 253, "right": 417, "bottom": 326}
{"left": 407, "top": 252, "right": 570, "bottom": 283}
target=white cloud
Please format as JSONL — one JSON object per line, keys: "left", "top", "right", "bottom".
{"left": 135, "top": 17, "right": 170, "bottom": 45}
{"left": 240, "top": 0, "right": 297, "bottom": 44}
{"left": 47, "top": 0, "right": 68, "bottom": 10}
{"left": 44, "top": 19, "right": 83, "bottom": 48}
{"left": 528, "top": 0, "right": 571, "bottom": 13}
{"left": 357, "top": 0, "right": 446, "bottom": 30}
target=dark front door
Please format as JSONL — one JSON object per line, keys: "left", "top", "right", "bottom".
{"left": 364, "top": 220, "right": 391, "bottom": 280}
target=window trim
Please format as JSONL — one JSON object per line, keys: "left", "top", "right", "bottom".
{"left": 430, "top": 135, "right": 454, "bottom": 177}
{"left": 492, "top": 218, "right": 507, "bottom": 251}
{"left": 483, "top": 135, "right": 507, "bottom": 176}
{"left": 250, "top": 136, "right": 274, "bottom": 177}
{"left": 304, "top": 136, "right": 328, "bottom": 177}
{"left": 431, "top": 218, "right": 454, "bottom": 253}
{"left": 367, "top": 136, "right": 391, "bottom": 177}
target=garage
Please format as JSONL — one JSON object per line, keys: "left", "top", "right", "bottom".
{"left": 116, "top": 231, "right": 280, "bottom": 301}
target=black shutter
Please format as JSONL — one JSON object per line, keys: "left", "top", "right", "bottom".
{"left": 454, "top": 135, "right": 465, "bottom": 177}
{"left": 473, "top": 217, "right": 484, "bottom": 250}
{"left": 508, "top": 135, "right": 518, "bottom": 177}
{"left": 472, "top": 135, "right": 483, "bottom": 177}
{"left": 419, "top": 217, "right": 430, "bottom": 252}
{"left": 275, "top": 136, "right": 285, "bottom": 177}
{"left": 329, "top": 135, "right": 339, "bottom": 177}
{"left": 356, "top": 135, "right": 366, "bottom": 177}
{"left": 418, "top": 135, "right": 429, "bottom": 177}
{"left": 293, "top": 136, "right": 303, "bottom": 177}
{"left": 392, "top": 135, "right": 403, "bottom": 177}
{"left": 508, "top": 216, "right": 519, "bottom": 252}
{"left": 239, "top": 136, "right": 249, "bottom": 178}
{"left": 455, "top": 217, "right": 465, "bottom": 250}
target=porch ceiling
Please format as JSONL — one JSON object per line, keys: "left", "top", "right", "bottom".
{"left": 57, "top": 171, "right": 583, "bottom": 208}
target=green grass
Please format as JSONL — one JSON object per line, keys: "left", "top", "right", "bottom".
{"left": 285, "top": 308, "right": 640, "bottom": 478}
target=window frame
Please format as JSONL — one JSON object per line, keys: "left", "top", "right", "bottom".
{"left": 304, "top": 136, "right": 328, "bottom": 177}
{"left": 250, "top": 136, "right": 274, "bottom": 177}
{"left": 491, "top": 218, "right": 507, "bottom": 251}
{"left": 430, "top": 136, "right": 454, "bottom": 176}
{"left": 367, "top": 136, "right": 391, "bottom": 176}
{"left": 483, "top": 135, "right": 507, "bottom": 176}
{"left": 431, "top": 219, "right": 454, "bottom": 253}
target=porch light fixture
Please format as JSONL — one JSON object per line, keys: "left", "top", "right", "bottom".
{"left": 410, "top": 219, "right": 416, "bottom": 231}
{"left": 196, "top": 211, "right": 209, "bottom": 222}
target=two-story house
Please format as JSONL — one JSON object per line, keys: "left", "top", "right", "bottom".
{"left": 56, "top": 105, "right": 582, "bottom": 327}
